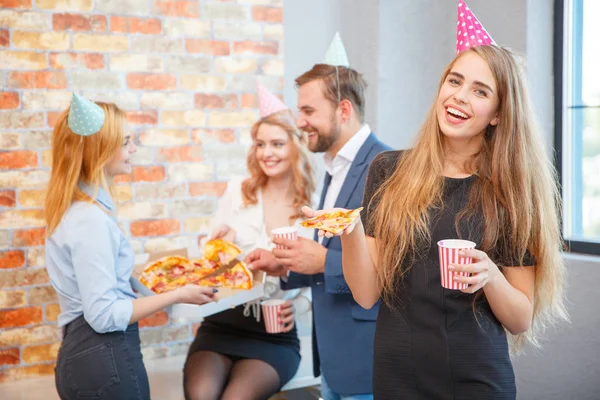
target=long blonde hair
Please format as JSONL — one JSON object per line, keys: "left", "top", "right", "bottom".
{"left": 45, "top": 102, "right": 125, "bottom": 236}
{"left": 371, "top": 45, "right": 567, "bottom": 351}
{"left": 242, "top": 109, "right": 315, "bottom": 221}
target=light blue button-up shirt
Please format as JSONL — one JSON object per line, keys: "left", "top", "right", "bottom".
{"left": 45, "top": 183, "right": 135, "bottom": 333}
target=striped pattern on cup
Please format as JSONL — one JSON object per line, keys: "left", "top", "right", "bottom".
{"left": 437, "top": 239, "right": 476, "bottom": 290}
{"left": 271, "top": 227, "right": 298, "bottom": 249}
{"left": 261, "top": 299, "right": 285, "bottom": 334}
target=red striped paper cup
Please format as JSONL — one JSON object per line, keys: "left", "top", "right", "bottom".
{"left": 437, "top": 239, "right": 476, "bottom": 290}
{"left": 271, "top": 226, "right": 298, "bottom": 249}
{"left": 261, "top": 299, "right": 285, "bottom": 334}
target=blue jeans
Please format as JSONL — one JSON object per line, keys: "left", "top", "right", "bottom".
{"left": 320, "top": 372, "right": 374, "bottom": 400}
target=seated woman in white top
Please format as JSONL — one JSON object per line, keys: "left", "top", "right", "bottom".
{"left": 184, "top": 87, "right": 316, "bottom": 400}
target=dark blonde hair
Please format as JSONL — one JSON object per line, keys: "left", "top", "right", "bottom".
{"left": 242, "top": 110, "right": 315, "bottom": 221}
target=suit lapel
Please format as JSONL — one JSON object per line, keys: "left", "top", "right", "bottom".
{"left": 322, "top": 133, "right": 378, "bottom": 247}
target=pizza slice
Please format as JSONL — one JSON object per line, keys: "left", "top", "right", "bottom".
{"left": 198, "top": 260, "right": 253, "bottom": 290}
{"left": 300, "top": 207, "right": 364, "bottom": 234}
{"left": 139, "top": 255, "right": 194, "bottom": 294}
{"left": 204, "top": 238, "right": 242, "bottom": 264}
{"left": 190, "top": 257, "right": 221, "bottom": 277}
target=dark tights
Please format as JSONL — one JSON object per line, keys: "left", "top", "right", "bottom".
{"left": 184, "top": 351, "right": 281, "bottom": 400}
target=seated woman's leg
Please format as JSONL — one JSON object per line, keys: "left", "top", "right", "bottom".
{"left": 221, "top": 359, "right": 281, "bottom": 400}
{"left": 183, "top": 351, "right": 233, "bottom": 400}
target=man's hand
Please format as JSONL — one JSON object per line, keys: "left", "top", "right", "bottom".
{"left": 244, "top": 248, "right": 287, "bottom": 277}
{"left": 272, "top": 236, "right": 326, "bottom": 275}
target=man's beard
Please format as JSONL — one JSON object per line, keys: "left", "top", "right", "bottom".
{"left": 309, "top": 116, "right": 340, "bottom": 153}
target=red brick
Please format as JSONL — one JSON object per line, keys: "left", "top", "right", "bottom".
{"left": 0, "top": 251, "right": 25, "bottom": 269}
{"left": 13, "top": 228, "right": 46, "bottom": 247}
{"left": 132, "top": 166, "right": 166, "bottom": 182}
{"left": 0, "top": 29, "right": 9, "bottom": 47}
{"left": 252, "top": 6, "right": 283, "bottom": 23}
{"left": 0, "top": 190, "right": 16, "bottom": 207}
{"left": 47, "top": 111, "right": 63, "bottom": 128}
{"left": 130, "top": 219, "right": 180, "bottom": 237}
{"left": 0, "top": 306, "right": 43, "bottom": 328}
{"left": 241, "top": 93, "right": 258, "bottom": 108}
{"left": 18, "top": 190, "right": 46, "bottom": 208}
{"left": 233, "top": 41, "right": 278, "bottom": 55}
{"left": 194, "top": 93, "right": 238, "bottom": 109}
{"left": 0, "top": 348, "right": 20, "bottom": 366}
{"left": 8, "top": 71, "right": 67, "bottom": 89}
{"left": 186, "top": 39, "right": 230, "bottom": 55}
{"left": 157, "top": 146, "right": 203, "bottom": 162}
{"left": 0, "top": 92, "right": 20, "bottom": 109}
{"left": 22, "top": 342, "right": 60, "bottom": 363}
{"left": 0, "top": 0, "right": 32, "bottom": 8}
{"left": 114, "top": 174, "right": 132, "bottom": 184}
{"left": 154, "top": 1, "right": 200, "bottom": 17}
{"left": 126, "top": 111, "right": 158, "bottom": 125}
{"left": 0, "top": 362, "right": 55, "bottom": 383}
{"left": 45, "top": 303, "right": 60, "bottom": 322}
{"left": 139, "top": 310, "right": 168, "bottom": 327}
{"left": 0, "top": 150, "right": 38, "bottom": 169}
{"left": 127, "top": 73, "right": 177, "bottom": 90}
{"left": 52, "top": 13, "right": 107, "bottom": 32}
{"left": 192, "top": 128, "right": 235, "bottom": 144}
{"left": 111, "top": 16, "right": 161, "bottom": 34}
{"left": 189, "top": 182, "right": 227, "bottom": 197}
{"left": 49, "top": 53, "right": 105, "bottom": 70}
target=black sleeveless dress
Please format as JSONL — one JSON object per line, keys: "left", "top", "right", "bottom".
{"left": 362, "top": 151, "right": 533, "bottom": 400}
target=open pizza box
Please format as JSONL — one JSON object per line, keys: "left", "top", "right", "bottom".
{"left": 130, "top": 247, "right": 267, "bottom": 322}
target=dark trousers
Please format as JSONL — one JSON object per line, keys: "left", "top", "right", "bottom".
{"left": 55, "top": 316, "right": 150, "bottom": 399}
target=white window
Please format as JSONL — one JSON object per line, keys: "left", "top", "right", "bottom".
{"left": 558, "top": 0, "right": 600, "bottom": 254}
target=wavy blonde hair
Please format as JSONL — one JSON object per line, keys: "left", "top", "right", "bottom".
{"left": 242, "top": 109, "right": 315, "bottom": 221}
{"left": 45, "top": 102, "right": 125, "bottom": 236}
{"left": 371, "top": 45, "right": 567, "bottom": 351}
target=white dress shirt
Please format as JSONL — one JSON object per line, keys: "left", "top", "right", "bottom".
{"left": 207, "top": 178, "right": 315, "bottom": 317}
{"left": 319, "top": 124, "right": 371, "bottom": 243}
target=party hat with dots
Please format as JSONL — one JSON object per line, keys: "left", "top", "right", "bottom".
{"left": 257, "top": 81, "right": 288, "bottom": 119}
{"left": 322, "top": 32, "right": 350, "bottom": 67}
{"left": 68, "top": 93, "right": 105, "bottom": 136}
{"left": 456, "top": 0, "right": 495, "bottom": 54}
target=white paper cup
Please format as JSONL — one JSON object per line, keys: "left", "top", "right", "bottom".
{"left": 261, "top": 299, "right": 285, "bottom": 333}
{"left": 271, "top": 226, "right": 298, "bottom": 249}
{"left": 437, "top": 239, "right": 476, "bottom": 290}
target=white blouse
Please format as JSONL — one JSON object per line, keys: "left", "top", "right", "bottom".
{"left": 206, "top": 178, "right": 314, "bottom": 316}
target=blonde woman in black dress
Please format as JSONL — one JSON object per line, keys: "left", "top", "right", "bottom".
{"left": 304, "top": 45, "right": 568, "bottom": 399}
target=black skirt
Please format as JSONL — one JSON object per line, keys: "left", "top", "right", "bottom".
{"left": 187, "top": 304, "right": 301, "bottom": 387}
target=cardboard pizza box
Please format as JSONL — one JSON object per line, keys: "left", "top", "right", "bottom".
{"left": 130, "top": 247, "right": 267, "bottom": 322}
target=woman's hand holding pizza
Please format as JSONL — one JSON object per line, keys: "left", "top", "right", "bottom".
{"left": 174, "top": 284, "right": 217, "bottom": 305}
{"left": 301, "top": 206, "right": 362, "bottom": 239}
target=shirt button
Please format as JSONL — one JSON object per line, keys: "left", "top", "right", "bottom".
{"left": 316, "top": 281, "right": 323, "bottom": 286}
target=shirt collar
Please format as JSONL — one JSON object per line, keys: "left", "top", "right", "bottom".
{"left": 324, "top": 124, "right": 371, "bottom": 175}
{"left": 78, "top": 181, "right": 115, "bottom": 212}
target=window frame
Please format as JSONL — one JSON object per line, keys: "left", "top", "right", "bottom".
{"left": 554, "top": 0, "right": 600, "bottom": 255}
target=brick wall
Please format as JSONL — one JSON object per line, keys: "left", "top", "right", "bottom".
{"left": 0, "top": 0, "right": 283, "bottom": 382}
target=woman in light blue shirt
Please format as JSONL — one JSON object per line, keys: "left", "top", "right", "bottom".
{"left": 45, "top": 95, "right": 216, "bottom": 400}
